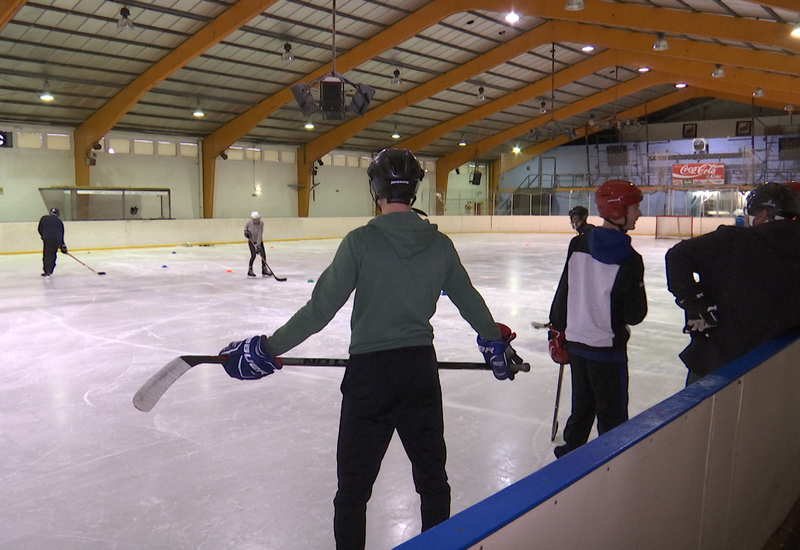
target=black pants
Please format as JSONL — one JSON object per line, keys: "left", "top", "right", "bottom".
{"left": 333, "top": 346, "right": 450, "bottom": 550}
{"left": 42, "top": 239, "right": 60, "bottom": 274}
{"left": 247, "top": 241, "right": 266, "bottom": 270}
{"left": 562, "top": 353, "right": 629, "bottom": 452}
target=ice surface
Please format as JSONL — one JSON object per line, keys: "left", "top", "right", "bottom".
{"left": 0, "top": 232, "right": 688, "bottom": 549}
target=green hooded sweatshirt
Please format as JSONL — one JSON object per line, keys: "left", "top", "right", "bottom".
{"left": 265, "top": 211, "right": 501, "bottom": 356}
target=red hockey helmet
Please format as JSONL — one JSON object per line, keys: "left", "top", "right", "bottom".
{"left": 783, "top": 181, "right": 800, "bottom": 196}
{"left": 595, "top": 180, "right": 643, "bottom": 220}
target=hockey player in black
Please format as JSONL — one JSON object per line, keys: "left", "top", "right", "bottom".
{"left": 568, "top": 205, "right": 595, "bottom": 235}
{"left": 217, "top": 148, "right": 521, "bottom": 550}
{"left": 37, "top": 207, "right": 67, "bottom": 277}
{"left": 666, "top": 182, "right": 800, "bottom": 385}
{"left": 549, "top": 180, "right": 648, "bottom": 459}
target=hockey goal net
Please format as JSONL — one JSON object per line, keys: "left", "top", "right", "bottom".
{"left": 655, "top": 215, "right": 694, "bottom": 239}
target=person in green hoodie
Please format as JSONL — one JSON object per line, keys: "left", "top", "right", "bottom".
{"left": 217, "top": 148, "right": 519, "bottom": 550}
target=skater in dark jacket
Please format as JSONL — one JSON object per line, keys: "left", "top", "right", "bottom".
{"left": 37, "top": 207, "right": 67, "bottom": 277}
{"left": 549, "top": 180, "right": 648, "bottom": 459}
{"left": 217, "top": 148, "right": 521, "bottom": 550}
{"left": 666, "top": 182, "right": 800, "bottom": 385}
{"left": 568, "top": 205, "right": 595, "bottom": 235}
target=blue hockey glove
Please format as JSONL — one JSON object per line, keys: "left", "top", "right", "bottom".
{"left": 478, "top": 323, "right": 519, "bottom": 381}
{"left": 219, "top": 336, "right": 282, "bottom": 380}
{"left": 676, "top": 288, "right": 718, "bottom": 335}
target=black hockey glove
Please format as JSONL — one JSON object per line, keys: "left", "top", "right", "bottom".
{"left": 59, "top": 244, "right": 68, "bottom": 254}
{"left": 244, "top": 229, "right": 252, "bottom": 239}
{"left": 219, "top": 336, "right": 282, "bottom": 380}
{"left": 676, "top": 288, "right": 718, "bottom": 335}
{"left": 498, "top": 323, "right": 524, "bottom": 379}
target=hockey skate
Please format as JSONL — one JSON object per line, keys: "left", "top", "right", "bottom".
{"left": 247, "top": 268, "right": 256, "bottom": 277}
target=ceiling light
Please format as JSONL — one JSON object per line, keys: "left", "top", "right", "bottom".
{"left": 458, "top": 135, "right": 467, "bottom": 146}
{"left": 711, "top": 64, "right": 725, "bottom": 78}
{"left": 674, "top": 83, "right": 687, "bottom": 89}
{"left": 512, "top": 146, "right": 521, "bottom": 154}
{"left": 638, "top": 67, "right": 650, "bottom": 73}
{"left": 581, "top": 45, "right": 595, "bottom": 52}
{"left": 304, "top": 121, "right": 315, "bottom": 129}
{"left": 39, "top": 80, "right": 54, "bottom": 101}
{"left": 653, "top": 33, "right": 669, "bottom": 51}
{"left": 539, "top": 101, "right": 547, "bottom": 114}
{"left": 192, "top": 106, "right": 205, "bottom": 117}
{"left": 391, "top": 125, "right": 400, "bottom": 139}
{"left": 476, "top": 86, "right": 486, "bottom": 101}
{"left": 785, "top": 104, "right": 795, "bottom": 111}
{"left": 792, "top": 23, "right": 800, "bottom": 38}
{"left": 117, "top": 7, "right": 134, "bottom": 31}
{"left": 753, "top": 87, "right": 765, "bottom": 98}
{"left": 505, "top": 12, "right": 520, "bottom": 23}
{"left": 282, "top": 43, "right": 293, "bottom": 62}
{"left": 391, "top": 69, "right": 402, "bottom": 85}
{"left": 565, "top": 0, "right": 585, "bottom": 11}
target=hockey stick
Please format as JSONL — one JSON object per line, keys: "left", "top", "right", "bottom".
{"left": 133, "top": 355, "right": 531, "bottom": 412}
{"left": 260, "top": 254, "right": 286, "bottom": 282}
{"left": 551, "top": 363, "right": 565, "bottom": 441}
{"left": 531, "top": 321, "right": 548, "bottom": 329}
{"left": 65, "top": 252, "right": 106, "bottom": 275}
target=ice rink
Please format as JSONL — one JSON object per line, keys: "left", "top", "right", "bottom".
{"left": 0, "top": 231, "right": 690, "bottom": 550}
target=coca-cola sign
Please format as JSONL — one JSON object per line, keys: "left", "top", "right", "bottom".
{"left": 672, "top": 163, "right": 725, "bottom": 185}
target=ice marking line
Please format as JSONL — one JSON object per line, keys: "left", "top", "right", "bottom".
{"left": 83, "top": 391, "right": 95, "bottom": 406}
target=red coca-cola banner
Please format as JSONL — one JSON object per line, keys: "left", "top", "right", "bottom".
{"left": 671, "top": 163, "right": 725, "bottom": 185}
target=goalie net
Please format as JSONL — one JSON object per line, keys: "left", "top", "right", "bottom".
{"left": 655, "top": 215, "right": 694, "bottom": 239}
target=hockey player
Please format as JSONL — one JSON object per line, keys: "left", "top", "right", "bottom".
{"left": 666, "top": 182, "right": 800, "bottom": 385}
{"left": 218, "top": 148, "right": 521, "bottom": 550}
{"left": 37, "top": 207, "right": 67, "bottom": 277}
{"left": 548, "top": 180, "right": 648, "bottom": 459}
{"left": 244, "top": 211, "right": 270, "bottom": 277}
{"left": 568, "top": 205, "right": 595, "bottom": 235}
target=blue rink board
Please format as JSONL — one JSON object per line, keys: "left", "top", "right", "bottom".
{"left": 394, "top": 333, "right": 799, "bottom": 550}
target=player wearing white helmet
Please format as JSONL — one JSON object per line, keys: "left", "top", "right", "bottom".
{"left": 548, "top": 180, "right": 648, "bottom": 459}
{"left": 243, "top": 211, "right": 270, "bottom": 277}
{"left": 666, "top": 181, "right": 800, "bottom": 385}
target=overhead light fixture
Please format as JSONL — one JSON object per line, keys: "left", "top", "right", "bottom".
{"left": 539, "top": 101, "right": 547, "bottom": 114}
{"left": 304, "top": 120, "right": 315, "bottom": 129}
{"left": 653, "top": 33, "right": 669, "bottom": 51}
{"left": 458, "top": 135, "right": 467, "bottom": 146}
{"left": 476, "top": 86, "right": 486, "bottom": 101}
{"left": 117, "top": 7, "right": 134, "bottom": 31}
{"left": 512, "top": 146, "right": 521, "bottom": 154}
{"left": 192, "top": 106, "right": 205, "bottom": 117}
{"left": 391, "top": 125, "right": 400, "bottom": 139}
{"left": 785, "top": 104, "right": 795, "bottom": 111}
{"left": 505, "top": 12, "right": 520, "bottom": 23}
{"left": 391, "top": 69, "right": 402, "bottom": 85}
{"left": 289, "top": 2, "right": 374, "bottom": 120}
{"left": 581, "top": 45, "right": 595, "bottom": 52}
{"left": 638, "top": 67, "right": 650, "bottom": 73}
{"left": 792, "top": 23, "right": 800, "bottom": 38}
{"left": 711, "top": 64, "right": 725, "bottom": 78}
{"left": 282, "top": 43, "right": 293, "bottom": 62}
{"left": 674, "top": 83, "right": 688, "bottom": 89}
{"left": 565, "top": 0, "right": 585, "bottom": 11}
{"left": 753, "top": 87, "right": 765, "bottom": 98}
{"left": 39, "top": 80, "right": 54, "bottom": 102}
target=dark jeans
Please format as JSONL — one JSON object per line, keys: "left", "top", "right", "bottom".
{"left": 562, "top": 353, "right": 629, "bottom": 451}
{"left": 42, "top": 239, "right": 60, "bottom": 274}
{"left": 333, "top": 346, "right": 450, "bottom": 550}
{"left": 247, "top": 241, "right": 266, "bottom": 269}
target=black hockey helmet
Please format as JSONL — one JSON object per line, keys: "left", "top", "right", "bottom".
{"left": 367, "top": 148, "right": 424, "bottom": 205}
{"left": 50, "top": 207, "right": 60, "bottom": 216}
{"left": 568, "top": 205, "right": 589, "bottom": 220}
{"left": 746, "top": 182, "right": 800, "bottom": 220}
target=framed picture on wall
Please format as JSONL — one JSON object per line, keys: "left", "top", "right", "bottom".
{"left": 682, "top": 123, "right": 697, "bottom": 139}
{"left": 736, "top": 120, "right": 752, "bottom": 137}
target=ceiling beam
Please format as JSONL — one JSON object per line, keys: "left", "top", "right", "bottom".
{"left": 742, "top": 1, "right": 800, "bottom": 14}
{"left": 72, "top": 0, "right": 282, "bottom": 192}
{"left": 0, "top": 0, "right": 25, "bottom": 30}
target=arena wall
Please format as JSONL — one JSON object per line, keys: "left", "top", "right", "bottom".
{"left": 394, "top": 333, "right": 800, "bottom": 550}
{"left": 0, "top": 215, "right": 731, "bottom": 254}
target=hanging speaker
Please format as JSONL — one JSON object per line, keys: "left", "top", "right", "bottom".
{"left": 320, "top": 78, "right": 345, "bottom": 120}
{"left": 469, "top": 172, "right": 482, "bottom": 185}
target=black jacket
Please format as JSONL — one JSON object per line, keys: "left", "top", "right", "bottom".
{"left": 38, "top": 214, "right": 64, "bottom": 243}
{"left": 666, "top": 220, "right": 800, "bottom": 376}
{"left": 550, "top": 227, "right": 647, "bottom": 356}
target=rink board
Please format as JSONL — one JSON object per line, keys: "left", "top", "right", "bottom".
{"left": 396, "top": 333, "right": 800, "bottom": 550}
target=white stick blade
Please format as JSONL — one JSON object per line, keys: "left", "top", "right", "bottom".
{"left": 132, "top": 357, "right": 193, "bottom": 412}
{"left": 531, "top": 321, "right": 548, "bottom": 329}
